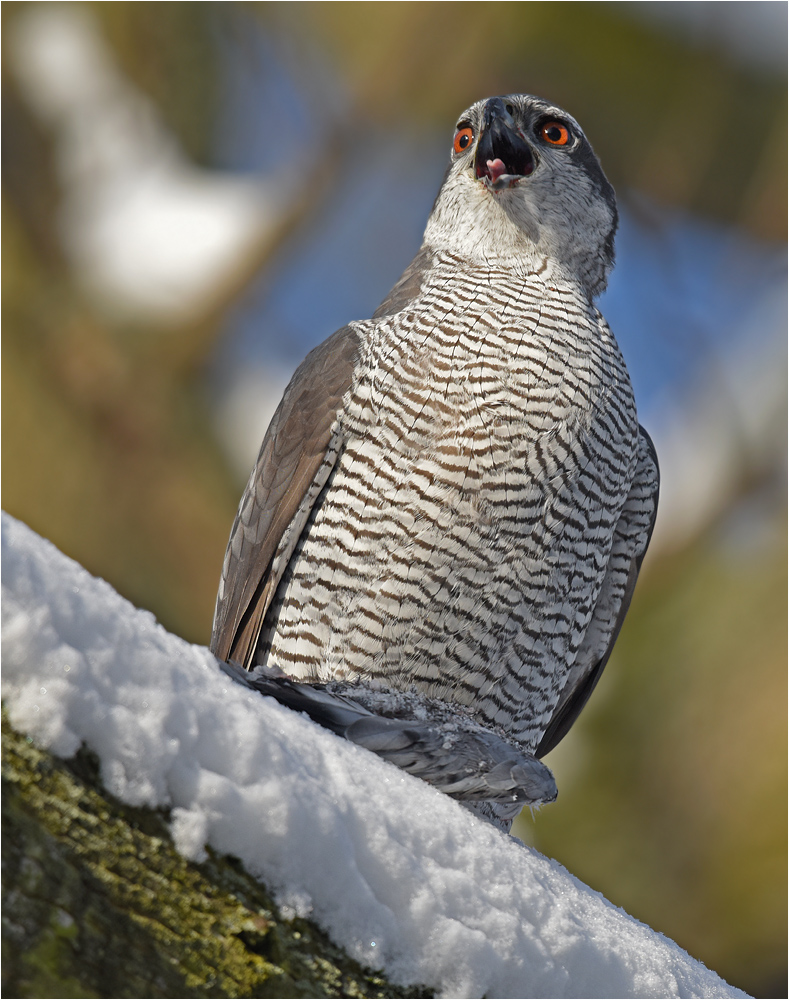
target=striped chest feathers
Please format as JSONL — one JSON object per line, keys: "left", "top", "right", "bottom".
{"left": 338, "top": 269, "right": 636, "bottom": 521}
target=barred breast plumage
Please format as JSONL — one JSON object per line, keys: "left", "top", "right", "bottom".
{"left": 211, "top": 94, "right": 659, "bottom": 827}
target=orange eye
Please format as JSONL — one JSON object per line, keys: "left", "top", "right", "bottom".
{"left": 453, "top": 127, "right": 474, "bottom": 154}
{"left": 541, "top": 121, "right": 570, "bottom": 146}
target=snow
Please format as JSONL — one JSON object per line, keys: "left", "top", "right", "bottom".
{"left": 1, "top": 513, "right": 749, "bottom": 1000}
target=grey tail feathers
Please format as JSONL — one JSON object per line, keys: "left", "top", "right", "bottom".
{"left": 219, "top": 659, "right": 557, "bottom": 819}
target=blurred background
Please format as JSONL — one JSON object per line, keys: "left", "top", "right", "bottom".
{"left": 2, "top": 2, "right": 785, "bottom": 995}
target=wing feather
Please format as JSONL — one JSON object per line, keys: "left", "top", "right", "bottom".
{"left": 210, "top": 324, "right": 361, "bottom": 667}
{"left": 535, "top": 425, "right": 660, "bottom": 758}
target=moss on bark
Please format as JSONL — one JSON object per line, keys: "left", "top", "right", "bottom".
{"left": 2, "top": 716, "right": 429, "bottom": 999}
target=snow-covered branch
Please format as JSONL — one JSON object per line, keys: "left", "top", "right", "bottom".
{"left": 1, "top": 514, "right": 748, "bottom": 999}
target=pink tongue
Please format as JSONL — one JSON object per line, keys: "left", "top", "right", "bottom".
{"left": 486, "top": 158, "right": 507, "bottom": 181}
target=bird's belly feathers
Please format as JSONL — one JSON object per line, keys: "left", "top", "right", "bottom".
{"left": 260, "top": 314, "right": 637, "bottom": 748}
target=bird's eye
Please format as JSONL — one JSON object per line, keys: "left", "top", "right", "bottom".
{"left": 453, "top": 127, "right": 474, "bottom": 154}
{"left": 540, "top": 121, "right": 571, "bottom": 146}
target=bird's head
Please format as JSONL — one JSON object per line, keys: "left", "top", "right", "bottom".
{"left": 423, "top": 95, "right": 618, "bottom": 296}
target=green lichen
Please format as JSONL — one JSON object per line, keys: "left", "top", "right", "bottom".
{"left": 2, "top": 715, "right": 430, "bottom": 998}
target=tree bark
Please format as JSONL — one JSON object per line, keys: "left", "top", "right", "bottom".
{"left": 1, "top": 716, "right": 429, "bottom": 999}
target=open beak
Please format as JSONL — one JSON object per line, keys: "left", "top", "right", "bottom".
{"left": 474, "top": 98, "right": 535, "bottom": 189}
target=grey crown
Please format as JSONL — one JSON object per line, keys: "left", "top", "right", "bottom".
{"left": 211, "top": 94, "right": 659, "bottom": 829}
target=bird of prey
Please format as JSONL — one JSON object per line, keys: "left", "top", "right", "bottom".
{"left": 211, "top": 94, "right": 659, "bottom": 829}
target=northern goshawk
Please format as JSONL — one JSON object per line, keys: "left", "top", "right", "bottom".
{"left": 211, "top": 95, "right": 659, "bottom": 829}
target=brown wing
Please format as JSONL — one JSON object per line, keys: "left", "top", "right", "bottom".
{"left": 535, "top": 426, "right": 660, "bottom": 758}
{"left": 210, "top": 324, "right": 361, "bottom": 668}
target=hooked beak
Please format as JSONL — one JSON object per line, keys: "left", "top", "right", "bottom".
{"left": 474, "top": 98, "right": 535, "bottom": 189}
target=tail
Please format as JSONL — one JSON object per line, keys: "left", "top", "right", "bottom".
{"left": 219, "top": 660, "right": 557, "bottom": 823}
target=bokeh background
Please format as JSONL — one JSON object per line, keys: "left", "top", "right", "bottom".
{"left": 3, "top": 3, "right": 786, "bottom": 996}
